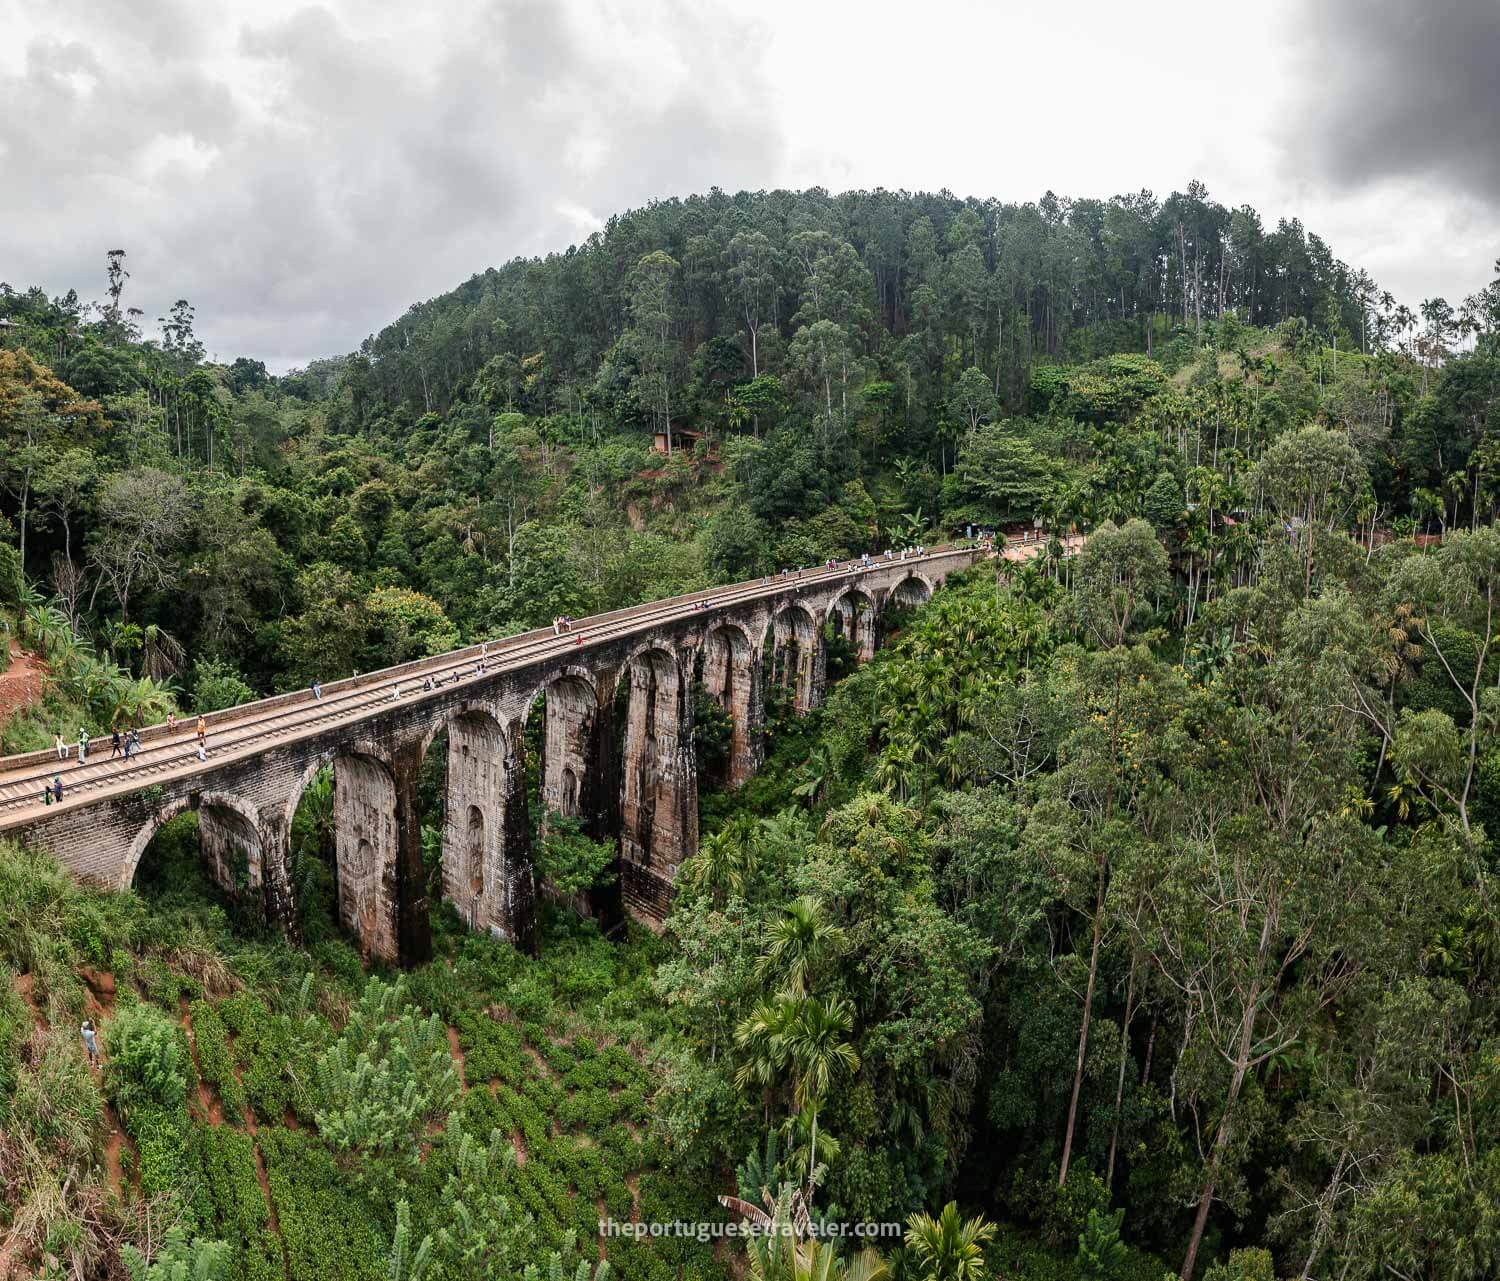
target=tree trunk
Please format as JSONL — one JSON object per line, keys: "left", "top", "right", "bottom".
{"left": 1059, "top": 861, "right": 1106, "bottom": 1187}
{"left": 1105, "top": 958, "right": 1139, "bottom": 1190}
{"left": 1179, "top": 987, "right": 1259, "bottom": 1281}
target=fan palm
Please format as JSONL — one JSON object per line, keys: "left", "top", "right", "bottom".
{"left": 112, "top": 676, "right": 176, "bottom": 729}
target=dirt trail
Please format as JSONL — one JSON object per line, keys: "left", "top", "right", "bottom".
{"left": 251, "top": 1136, "right": 283, "bottom": 1242}
{"left": 101, "top": 1110, "right": 131, "bottom": 1197}
{"left": 15, "top": 970, "right": 133, "bottom": 1201}
{"left": 512, "top": 1129, "right": 528, "bottom": 1166}
{"left": 79, "top": 968, "right": 116, "bottom": 1014}
{"left": 0, "top": 640, "right": 48, "bottom": 725}
{"left": 12, "top": 973, "right": 46, "bottom": 1030}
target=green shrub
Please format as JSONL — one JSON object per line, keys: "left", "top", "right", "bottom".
{"left": 1202, "top": 1249, "right": 1275, "bottom": 1281}
{"left": 130, "top": 1103, "right": 201, "bottom": 1214}
{"left": 454, "top": 1009, "right": 524, "bottom": 1083}
{"left": 195, "top": 1124, "right": 284, "bottom": 1281}
{"left": 106, "top": 1003, "right": 188, "bottom": 1116}
{"left": 259, "top": 1129, "right": 385, "bottom": 1281}
{"left": 221, "top": 993, "right": 317, "bottom": 1123}
{"left": 191, "top": 1000, "right": 248, "bottom": 1117}
{"left": 121, "top": 1227, "right": 232, "bottom": 1281}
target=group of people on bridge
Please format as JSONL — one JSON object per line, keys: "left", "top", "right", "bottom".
{"left": 43, "top": 711, "right": 212, "bottom": 805}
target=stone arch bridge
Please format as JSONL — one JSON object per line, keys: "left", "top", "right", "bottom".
{"left": 0, "top": 546, "right": 1003, "bottom": 964}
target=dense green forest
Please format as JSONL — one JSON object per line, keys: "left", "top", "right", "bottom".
{"left": 3, "top": 183, "right": 1500, "bottom": 1281}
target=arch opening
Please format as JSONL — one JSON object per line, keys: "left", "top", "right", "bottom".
{"left": 695, "top": 622, "right": 761, "bottom": 791}
{"left": 770, "top": 603, "right": 823, "bottom": 714}
{"left": 520, "top": 671, "right": 617, "bottom": 927}
{"left": 829, "top": 588, "right": 878, "bottom": 664}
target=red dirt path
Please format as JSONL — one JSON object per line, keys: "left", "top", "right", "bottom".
{"left": 0, "top": 641, "right": 47, "bottom": 725}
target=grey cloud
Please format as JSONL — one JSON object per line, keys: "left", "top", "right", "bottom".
{"left": 1, "top": 1, "right": 785, "bottom": 369}
{"left": 1282, "top": 0, "right": 1500, "bottom": 201}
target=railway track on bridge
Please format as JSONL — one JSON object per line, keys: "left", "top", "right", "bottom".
{"left": 0, "top": 543, "right": 1006, "bottom": 827}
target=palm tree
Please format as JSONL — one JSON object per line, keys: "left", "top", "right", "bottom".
{"left": 141, "top": 623, "right": 186, "bottom": 682}
{"left": 779, "top": 1100, "right": 841, "bottom": 1190}
{"left": 873, "top": 735, "right": 922, "bottom": 802}
{"left": 757, "top": 896, "right": 846, "bottom": 996}
{"left": 903, "top": 1203, "right": 996, "bottom": 1281}
{"left": 724, "top": 1186, "right": 889, "bottom": 1281}
{"left": 783, "top": 995, "right": 859, "bottom": 1187}
{"left": 680, "top": 825, "right": 757, "bottom": 906}
{"left": 100, "top": 619, "right": 142, "bottom": 670}
{"left": 23, "top": 603, "right": 73, "bottom": 659}
{"left": 735, "top": 993, "right": 797, "bottom": 1125}
{"left": 111, "top": 676, "right": 175, "bottom": 729}
{"left": 792, "top": 747, "right": 835, "bottom": 808}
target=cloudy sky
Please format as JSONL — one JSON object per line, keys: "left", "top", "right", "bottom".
{"left": 2, "top": 0, "right": 1497, "bottom": 370}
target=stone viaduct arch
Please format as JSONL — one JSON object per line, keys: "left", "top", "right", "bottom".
{"left": 888, "top": 572, "right": 934, "bottom": 608}
{"left": 0, "top": 546, "right": 993, "bottom": 964}
{"left": 771, "top": 602, "right": 824, "bottom": 713}
{"left": 828, "top": 586, "right": 878, "bottom": 662}
{"left": 698, "top": 621, "right": 763, "bottom": 787}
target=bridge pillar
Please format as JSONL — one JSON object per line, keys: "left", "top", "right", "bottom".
{"left": 333, "top": 749, "right": 430, "bottom": 966}
{"left": 499, "top": 718, "right": 538, "bottom": 955}
{"left": 540, "top": 676, "right": 598, "bottom": 827}
{"left": 620, "top": 647, "right": 696, "bottom": 921}
{"left": 256, "top": 810, "right": 299, "bottom": 937}
{"left": 442, "top": 711, "right": 507, "bottom": 936}
{"left": 334, "top": 753, "right": 400, "bottom": 963}
{"left": 701, "top": 626, "right": 764, "bottom": 786}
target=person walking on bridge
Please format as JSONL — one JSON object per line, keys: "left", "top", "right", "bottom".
{"left": 196, "top": 715, "right": 206, "bottom": 746}
{"left": 78, "top": 728, "right": 89, "bottom": 764}
{"left": 110, "top": 729, "right": 122, "bottom": 760}
{"left": 52, "top": 775, "right": 63, "bottom": 803}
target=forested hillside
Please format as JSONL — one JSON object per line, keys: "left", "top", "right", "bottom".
{"left": 3, "top": 185, "right": 1500, "bottom": 1281}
